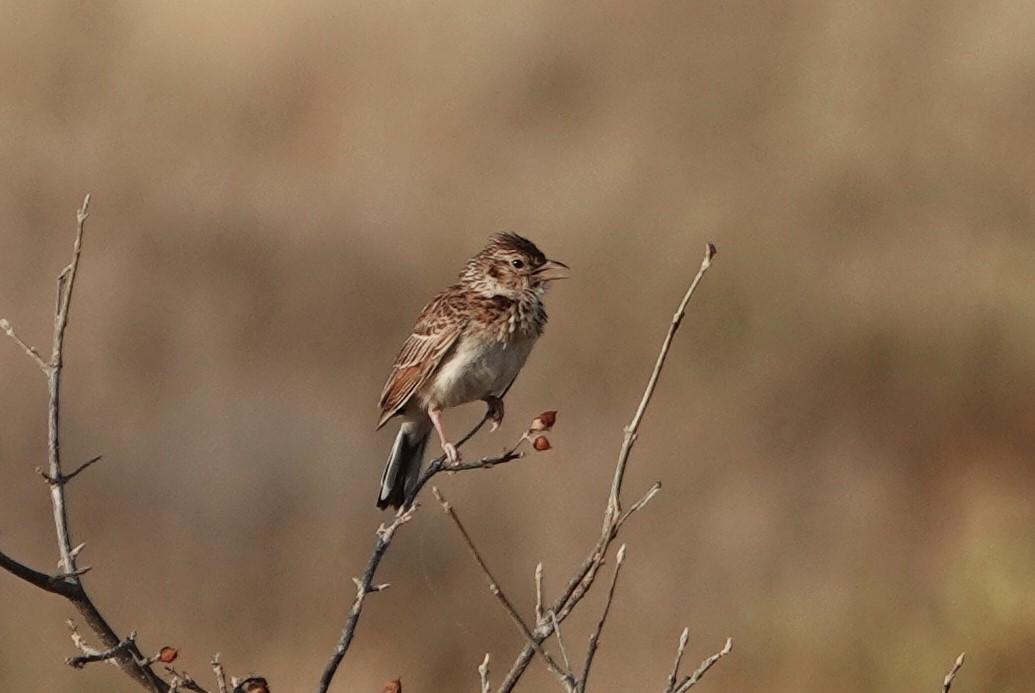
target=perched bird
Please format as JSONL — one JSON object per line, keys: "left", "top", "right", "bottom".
{"left": 376, "top": 232, "right": 569, "bottom": 509}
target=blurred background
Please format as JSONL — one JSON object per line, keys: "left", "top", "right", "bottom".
{"left": 2, "top": 0, "right": 1034, "bottom": 690}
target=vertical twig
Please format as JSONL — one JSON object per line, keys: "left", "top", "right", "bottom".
{"left": 665, "top": 628, "right": 690, "bottom": 691}
{"left": 48, "top": 194, "right": 90, "bottom": 575}
{"left": 478, "top": 653, "right": 491, "bottom": 693}
{"left": 607, "top": 242, "right": 715, "bottom": 519}
{"left": 575, "top": 545, "right": 626, "bottom": 693}
{"left": 212, "top": 654, "right": 229, "bottom": 693}
{"left": 0, "top": 196, "right": 169, "bottom": 692}
{"left": 942, "top": 652, "right": 965, "bottom": 693}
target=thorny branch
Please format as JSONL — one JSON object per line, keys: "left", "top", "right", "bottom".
{"left": 0, "top": 196, "right": 182, "bottom": 692}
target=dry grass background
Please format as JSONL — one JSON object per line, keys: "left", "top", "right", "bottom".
{"left": 2, "top": 0, "right": 1035, "bottom": 690}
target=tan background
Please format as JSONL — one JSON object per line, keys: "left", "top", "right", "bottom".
{"left": 2, "top": 1, "right": 1034, "bottom": 691}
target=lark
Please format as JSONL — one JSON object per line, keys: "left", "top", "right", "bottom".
{"left": 376, "top": 233, "right": 569, "bottom": 509}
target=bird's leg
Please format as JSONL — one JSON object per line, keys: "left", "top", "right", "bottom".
{"left": 429, "top": 407, "right": 460, "bottom": 465}
{"left": 483, "top": 395, "right": 504, "bottom": 432}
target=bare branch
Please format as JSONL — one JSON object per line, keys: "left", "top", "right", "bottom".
{"left": 608, "top": 242, "right": 715, "bottom": 518}
{"left": 64, "top": 454, "right": 104, "bottom": 483}
{"left": 317, "top": 505, "right": 417, "bottom": 692}
{"left": 318, "top": 415, "right": 536, "bottom": 692}
{"left": 0, "top": 546, "right": 81, "bottom": 597}
{"left": 942, "top": 652, "right": 965, "bottom": 693}
{"left": 534, "top": 563, "right": 545, "bottom": 627}
{"left": 671, "top": 638, "right": 732, "bottom": 693}
{"left": 66, "top": 629, "right": 137, "bottom": 669}
{"left": 498, "top": 242, "right": 718, "bottom": 692}
{"left": 665, "top": 628, "right": 690, "bottom": 691}
{"left": 433, "top": 487, "right": 575, "bottom": 691}
{"left": 478, "top": 653, "right": 492, "bottom": 693}
{"left": 0, "top": 197, "right": 170, "bottom": 692}
{"left": 0, "top": 318, "right": 48, "bottom": 371}
{"left": 166, "top": 666, "right": 210, "bottom": 693}
{"left": 47, "top": 195, "right": 92, "bottom": 578}
{"left": 616, "top": 482, "right": 662, "bottom": 529}
{"left": 549, "top": 611, "right": 572, "bottom": 675}
{"left": 404, "top": 420, "right": 528, "bottom": 508}
{"left": 212, "top": 654, "right": 229, "bottom": 693}
{"left": 577, "top": 544, "right": 626, "bottom": 693}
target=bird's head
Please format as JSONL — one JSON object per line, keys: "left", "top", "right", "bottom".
{"left": 461, "top": 232, "right": 569, "bottom": 298}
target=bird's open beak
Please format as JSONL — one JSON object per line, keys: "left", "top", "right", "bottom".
{"left": 534, "top": 259, "right": 570, "bottom": 282}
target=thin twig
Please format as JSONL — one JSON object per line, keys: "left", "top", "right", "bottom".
{"left": 608, "top": 242, "right": 715, "bottom": 518}
{"left": 165, "top": 667, "right": 210, "bottom": 693}
{"left": 48, "top": 194, "right": 90, "bottom": 577}
{"left": 212, "top": 654, "right": 229, "bottom": 693}
{"left": 0, "top": 318, "right": 48, "bottom": 371}
{"left": 671, "top": 638, "right": 732, "bottom": 693}
{"left": 317, "top": 504, "right": 417, "bottom": 692}
{"left": 66, "top": 631, "right": 137, "bottom": 669}
{"left": 478, "top": 653, "right": 491, "bottom": 693}
{"left": 404, "top": 416, "right": 526, "bottom": 507}
{"left": 0, "top": 196, "right": 169, "bottom": 692}
{"left": 63, "top": 454, "right": 104, "bottom": 483}
{"left": 616, "top": 482, "right": 662, "bottom": 529}
{"left": 576, "top": 544, "right": 626, "bottom": 693}
{"left": 549, "top": 611, "right": 572, "bottom": 674}
{"left": 498, "top": 242, "right": 717, "bottom": 693}
{"left": 67, "top": 620, "right": 126, "bottom": 669}
{"left": 665, "top": 628, "right": 690, "bottom": 691}
{"left": 433, "top": 487, "right": 575, "bottom": 691}
{"left": 534, "top": 563, "right": 545, "bottom": 626}
{"left": 317, "top": 417, "right": 531, "bottom": 692}
{"left": 942, "top": 652, "right": 965, "bottom": 693}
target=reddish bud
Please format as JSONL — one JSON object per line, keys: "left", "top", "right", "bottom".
{"left": 384, "top": 679, "right": 403, "bottom": 693}
{"left": 158, "top": 647, "right": 178, "bottom": 664}
{"left": 530, "top": 411, "right": 557, "bottom": 432}
{"left": 532, "top": 435, "right": 552, "bottom": 452}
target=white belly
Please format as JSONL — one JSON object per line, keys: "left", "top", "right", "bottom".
{"left": 422, "top": 334, "right": 536, "bottom": 410}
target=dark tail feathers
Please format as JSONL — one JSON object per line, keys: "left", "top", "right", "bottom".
{"left": 377, "top": 420, "right": 429, "bottom": 510}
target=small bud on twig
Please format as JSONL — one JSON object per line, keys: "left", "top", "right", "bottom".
{"left": 531, "top": 436, "right": 552, "bottom": 452}
{"left": 529, "top": 411, "right": 557, "bottom": 432}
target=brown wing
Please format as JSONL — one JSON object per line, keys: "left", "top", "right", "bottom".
{"left": 377, "top": 288, "right": 466, "bottom": 428}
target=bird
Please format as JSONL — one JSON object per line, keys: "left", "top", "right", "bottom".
{"left": 376, "top": 232, "right": 569, "bottom": 510}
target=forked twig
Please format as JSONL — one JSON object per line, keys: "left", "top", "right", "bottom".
{"left": 0, "top": 196, "right": 170, "bottom": 692}
{"left": 669, "top": 637, "right": 733, "bottom": 693}
{"left": 498, "top": 243, "right": 718, "bottom": 692}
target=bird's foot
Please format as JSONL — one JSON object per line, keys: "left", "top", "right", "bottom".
{"left": 442, "top": 441, "right": 461, "bottom": 466}
{"left": 484, "top": 396, "right": 504, "bottom": 432}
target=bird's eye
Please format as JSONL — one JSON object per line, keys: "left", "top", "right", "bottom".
{"left": 511, "top": 258, "right": 525, "bottom": 269}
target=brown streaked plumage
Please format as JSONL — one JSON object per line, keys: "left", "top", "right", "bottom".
{"left": 376, "top": 232, "right": 568, "bottom": 509}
